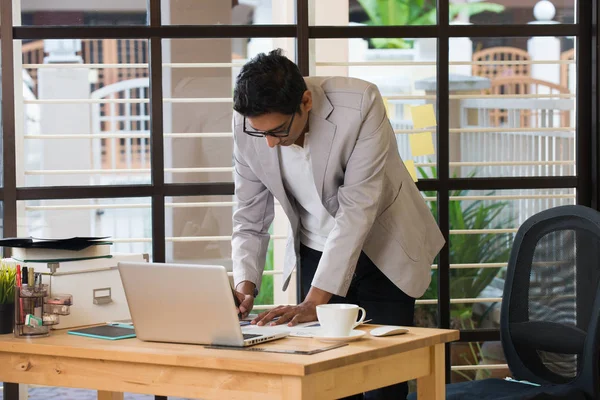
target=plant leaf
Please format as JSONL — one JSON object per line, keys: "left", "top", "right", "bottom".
{"left": 357, "top": 0, "right": 383, "bottom": 25}
{"left": 449, "top": 2, "right": 505, "bottom": 21}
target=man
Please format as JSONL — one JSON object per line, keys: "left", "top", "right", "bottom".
{"left": 231, "top": 49, "right": 444, "bottom": 400}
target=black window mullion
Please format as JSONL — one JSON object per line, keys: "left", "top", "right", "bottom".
{"left": 308, "top": 24, "right": 577, "bottom": 39}
{"left": 149, "top": 0, "right": 165, "bottom": 265}
{"left": 595, "top": 0, "right": 600, "bottom": 210}
{"left": 437, "top": 0, "right": 452, "bottom": 383}
{"left": 2, "top": 0, "right": 19, "bottom": 397}
{"left": 2, "top": 0, "right": 16, "bottom": 240}
{"left": 13, "top": 177, "right": 576, "bottom": 201}
{"left": 295, "top": 0, "right": 309, "bottom": 303}
{"left": 17, "top": 185, "right": 154, "bottom": 200}
{"left": 296, "top": 0, "right": 309, "bottom": 76}
{"left": 13, "top": 25, "right": 297, "bottom": 40}
{"left": 577, "top": 0, "right": 595, "bottom": 208}
{"left": 309, "top": 25, "right": 437, "bottom": 38}
{"left": 448, "top": 23, "right": 578, "bottom": 38}
{"left": 150, "top": 3, "right": 165, "bottom": 400}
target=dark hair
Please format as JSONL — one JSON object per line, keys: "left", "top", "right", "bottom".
{"left": 233, "top": 49, "right": 307, "bottom": 117}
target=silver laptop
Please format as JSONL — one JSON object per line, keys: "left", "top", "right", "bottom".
{"left": 117, "top": 261, "right": 289, "bottom": 347}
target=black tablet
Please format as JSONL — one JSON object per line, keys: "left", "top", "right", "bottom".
{"left": 67, "top": 325, "right": 136, "bottom": 340}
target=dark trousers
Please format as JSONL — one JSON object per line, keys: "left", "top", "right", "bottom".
{"left": 300, "top": 244, "right": 416, "bottom": 400}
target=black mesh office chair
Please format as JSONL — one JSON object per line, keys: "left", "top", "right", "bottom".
{"left": 409, "top": 205, "right": 600, "bottom": 400}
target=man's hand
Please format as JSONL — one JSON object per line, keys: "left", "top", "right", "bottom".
{"left": 234, "top": 290, "right": 254, "bottom": 319}
{"left": 253, "top": 301, "right": 318, "bottom": 327}
{"left": 252, "top": 286, "right": 333, "bottom": 327}
{"left": 235, "top": 281, "right": 256, "bottom": 319}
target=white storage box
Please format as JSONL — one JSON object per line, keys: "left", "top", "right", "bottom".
{"left": 9, "top": 253, "right": 148, "bottom": 329}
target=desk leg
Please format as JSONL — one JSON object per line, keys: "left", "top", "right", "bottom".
{"left": 3, "top": 382, "right": 19, "bottom": 400}
{"left": 417, "top": 343, "right": 445, "bottom": 400}
{"left": 282, "top": 376, "right": 307, "bottom": 400}
{"left": 97, "top": 391, "right": 124, "bottom": 400}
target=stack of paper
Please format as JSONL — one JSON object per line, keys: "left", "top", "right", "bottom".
{"left": 0, "top": 236, "right": 112, "bottom": 262}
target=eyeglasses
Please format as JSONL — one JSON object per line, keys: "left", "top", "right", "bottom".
{"left": 243, "top": 112, "right": 296, "bottom": 138}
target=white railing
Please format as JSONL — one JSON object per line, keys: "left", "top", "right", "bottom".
{"left": 22, "top": 59, "right": 576, "bottom": 69}
{"left": 20, "top": 93, "right": 577, "bottom": 105}
{"left": 456, "top": 97, "right": 575, "bottom": 227}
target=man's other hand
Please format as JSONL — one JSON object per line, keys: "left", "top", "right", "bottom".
{"left": 252, "top": 301, "right": 318, "bottom": 327}
{"left": 252, "top": 285, "right": 333, "bottom": 326}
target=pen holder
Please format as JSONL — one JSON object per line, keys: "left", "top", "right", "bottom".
{"left": 14, "top": 285, "right": 50, "bottom": 338}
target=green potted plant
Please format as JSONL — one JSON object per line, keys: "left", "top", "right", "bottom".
{"left": 0, "top": 263, "right": 17, "bottom": 334}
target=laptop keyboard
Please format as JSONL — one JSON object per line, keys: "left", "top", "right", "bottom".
{"left": 243, "top": 333, "right": 261, "bottom": 340}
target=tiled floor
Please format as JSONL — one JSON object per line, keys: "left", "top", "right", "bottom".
{"left": 0, "top": 387, "right": 195, "bottom": 399}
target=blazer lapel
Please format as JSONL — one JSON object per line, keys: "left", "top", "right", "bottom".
{"left": 253, "top": 139, "right": 294, "bottom": 216}
{"left": 307, "top": 83, "right": 336, "bottom": 199}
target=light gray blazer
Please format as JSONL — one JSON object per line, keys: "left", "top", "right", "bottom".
{"left": 231, "top": 76, "right": 445, "bottom": 298}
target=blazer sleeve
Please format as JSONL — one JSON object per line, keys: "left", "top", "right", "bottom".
{"left": 231, "top": 120, "right": 274, "bottom": 293}
{"left": 311, "top": 84, "right": 391, "bottom": 297}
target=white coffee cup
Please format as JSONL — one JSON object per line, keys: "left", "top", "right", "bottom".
{"left": 316, "top": 304, "right": 366, "bottom": 337}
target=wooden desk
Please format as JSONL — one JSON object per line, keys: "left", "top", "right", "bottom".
{"left": 0, "top": 326, "right": 458, "bottom": 400}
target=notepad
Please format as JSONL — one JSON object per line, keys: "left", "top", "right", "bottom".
{"left": 409, "top": 132, "right": 435, "bottom": 157}
{"left": 68, "top": 324, "right": 136, "bottom": 340}
{"left": 410, "top": 104, "right": 437, "bottom": 129}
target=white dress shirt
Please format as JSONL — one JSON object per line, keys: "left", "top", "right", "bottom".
{"left": 278, "top": 132, "right": 335, "bottom": 251}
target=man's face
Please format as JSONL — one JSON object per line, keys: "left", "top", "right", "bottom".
{"left": 246, "top": 90, "right": 312, "bottom": 148}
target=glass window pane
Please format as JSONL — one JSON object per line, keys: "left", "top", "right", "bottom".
{"left": 449, "top": 36, "right": 575, "bottom": 178}
{"left": 19, "top": 0, "right": 148, "bottom": 26}
{"left": 20, "top": 198, "right": 152, "bottom": 258}
{"left": 312, "top": 38, "right": 438, "bottom": 179}
{"left": 161, "top": 0, "right": 295, "bottom": 25}
{"left": 163, "top": 38, "right": 296, "bottom": 184}
{"left": 468, "top": 0, "right": 574, "bottom": 25}
{"left": 450, "top": 341, "right": 508, "bottom": 384}
{"left": 18, "top": 39, "right": 150, "bottom": 187}
{"left": 166, "top": 195, "right": 291, "bottom": 308}
{"left": 165, "top": 195, "right": 233, "bottom": 266}
{"left": 312, "top": 0, "right": 436, "bottom": 26}
{"left": 449, "top": 188, "right": 576, "bottom": 330}
{"left": 416, "top": 192, "right": 438, "bottom": 328}
{"left": 311, "top": 1, "right": 574, "bottom": 26}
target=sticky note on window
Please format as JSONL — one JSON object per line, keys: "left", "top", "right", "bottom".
{"left": 409, "top": 132, "right": 435, "bottom": 157}
{"left": 404, "top": 160, "right": 418, "bottom": 182}
{"left": 383, "top": 98, "right": 391, "bottom": 117}
{"left": 410, "top": 104, "right": 437, "bottom": 129}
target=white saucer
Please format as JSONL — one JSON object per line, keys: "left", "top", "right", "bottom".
{"left": 313, "top": 329, "right": 367, "bottom": 343}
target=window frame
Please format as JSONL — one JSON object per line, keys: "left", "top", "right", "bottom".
{"left": 0, "top": 0, "right": 597, "bottom": 387}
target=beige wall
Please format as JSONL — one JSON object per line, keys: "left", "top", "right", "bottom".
{"left": 309, "top": 0, "right": 349, "bottom": 77}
